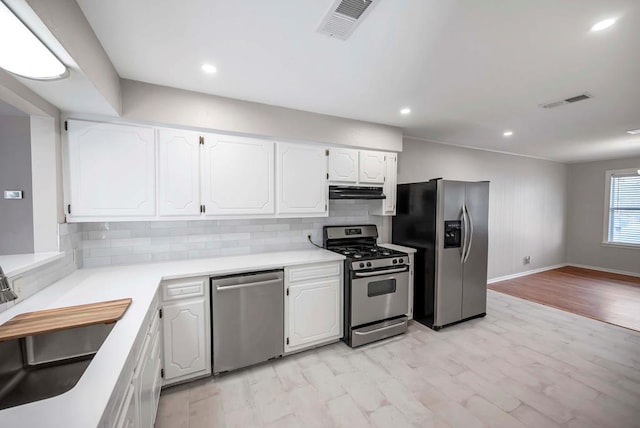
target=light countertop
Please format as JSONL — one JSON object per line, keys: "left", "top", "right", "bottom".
{"left": 0, "top": 249, "right": 344, "bottom": 428}
{"left": 380, "top": 243, "right": 417, "bottom": 254}
{"left": 0, "top": 252, "right": 65, "bottom": 277}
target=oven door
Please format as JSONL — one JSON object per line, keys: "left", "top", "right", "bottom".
{"left": 350, "top": 267, "right": 409, "bottom": 327}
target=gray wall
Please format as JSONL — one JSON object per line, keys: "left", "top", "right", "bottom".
{"left": 0, "top": 116, "right": 34, "bottom": 254}
{"left": 119, "top": 79, "right": 403, "bottom": 152}
{"left": 398, "top": 138, "right": 568, "bottom": 280}
{"left": 567, "top": 156, "right": 640, "bottom": 275}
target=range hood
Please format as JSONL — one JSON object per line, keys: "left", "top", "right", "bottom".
{"left": 329, "top": 185, "right": 386, "bottom": 200}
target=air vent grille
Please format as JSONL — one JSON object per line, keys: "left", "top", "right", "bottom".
{"left": 317, "top": 0, "right": 379, "bottom": 40}
{"left": 565, "top": 94, "right": 591, "bottom": 103}
{"left": 541, "top": 92, "right": 593, "bottom": 109}
{"left": 336, "top": 0, "right": 372, "bottom": 19}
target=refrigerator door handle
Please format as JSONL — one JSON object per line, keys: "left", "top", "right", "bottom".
{"left": 463, "top": 204, "right": 474, "bottom": 263}
{"left": 460, "top": 205, "right": 468, "bottom": 263}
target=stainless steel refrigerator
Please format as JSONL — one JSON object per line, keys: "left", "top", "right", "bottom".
{"left": 392, "top": 179, "right": 489, "bottom": 330}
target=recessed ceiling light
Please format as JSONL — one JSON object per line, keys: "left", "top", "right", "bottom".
{"left": 400, "top": 107, "right": 411, "bottom": 115}
{"left": 626, "top": 128, "right": 640, "bottom": 135}
{"left": 0, "top": 2, "right": 67, "bottom": 80}
{"left": 591, "top": 18, "right": 616, "bottom": 32}
{"left": 201, "top": 64, "right": 217, "bottom": 74}
{"left": 503, "top": 131, "right": 513, "bottom": 137}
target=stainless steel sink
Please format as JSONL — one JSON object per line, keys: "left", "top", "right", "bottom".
{"left": 0, "top": 323, "right": 114, "bottom": 410}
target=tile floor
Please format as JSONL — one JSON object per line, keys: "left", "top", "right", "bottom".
{"left": 155, "top": 291, "right": 640, "bottom": 427}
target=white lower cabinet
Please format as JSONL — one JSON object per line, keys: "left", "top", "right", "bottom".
{"left": 160, "top": 277, "right": 211, "bottom": 386}
{"left": 103, "top": 297, "right": 162, "bottom": 428}
{"left": 137, "top": 313, "right": 162, "bottom": 428}
{"left": 115, "top": 382, "right": 136, "bottom": 428}
{"left": 284, "top": 262, "right": 343, "bottom": 353}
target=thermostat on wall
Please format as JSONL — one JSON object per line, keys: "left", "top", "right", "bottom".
{"left": 3, "top": 190, "right": 23, "bottom": 200}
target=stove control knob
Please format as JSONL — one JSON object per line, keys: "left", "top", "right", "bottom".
{"left": 399, "top": 258, "right": 404, "bottom": 264}
{"left": 366, "top": 262, "right": 372, "bottom": 267}
{"left": 359, "top": 263, "right": 365, "bottom": 268}
{"left": 392, "top": 259, "right": 397, "bottom": 264}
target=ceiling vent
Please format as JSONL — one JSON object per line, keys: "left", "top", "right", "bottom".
{"left": 317, "top": 0, "right": 379, "bottom": 40}
{"left": 540, "top": 92, "right": 593, "bottom": 109}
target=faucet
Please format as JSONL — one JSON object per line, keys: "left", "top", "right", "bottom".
{"left": 0, "top": 265, "right": 18, "bottom": 303}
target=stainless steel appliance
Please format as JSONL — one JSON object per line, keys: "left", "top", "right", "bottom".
{"left": 392, "top": 179, "right": 489, "bottom": 330}
{"left": 329, "top": 185, "right": 386, "bottom": 200}
{"left": 323, "top": 225, "right": 409, "bottom": 347}
{"left": 211, "top": 270, "right": 284, "bottom": 374}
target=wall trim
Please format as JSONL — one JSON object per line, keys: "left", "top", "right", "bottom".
{"left": 566, "top": 263, "right": 640, "bottom": 279}
{"left": 487, "top": 264, "right": 567, "bottom": 284}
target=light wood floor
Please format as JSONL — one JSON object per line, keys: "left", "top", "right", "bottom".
{"left": 155, "top": 291, "right": 640, "bottom": 428}
{"left": 489, "top": 266, "right": 640, "bottom": 332}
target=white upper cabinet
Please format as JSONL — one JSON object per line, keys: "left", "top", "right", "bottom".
{"left": 359, "top": 150, "right": 386, "bottom": 184}
{"left": 327, "top": 147, "right": 358, "bottom": 183}
{"left": 201, "top": 134, "right": 275, "bottom": 215}
{"left": 276, "top": 142, "right": 328, "bottom": 215}
{"left": 67, "top": 120, "right": 156, "bottom": 217}
{"left": 383, "top": 152, "right": 397, "bottom": 215}
{"left": 157, "top": 129, "right": 201, "bottom": 216}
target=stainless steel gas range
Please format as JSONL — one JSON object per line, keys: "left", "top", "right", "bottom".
{"left": 323, "top": 225, "right": 410, "bottom": 347}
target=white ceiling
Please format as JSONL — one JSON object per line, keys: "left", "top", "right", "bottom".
{"left": 77, "top": 0, "right": 640, "bottom": 163}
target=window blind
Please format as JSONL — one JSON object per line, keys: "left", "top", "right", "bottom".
{"left": 608, "top": 173, "right": 640, "bottom": 244}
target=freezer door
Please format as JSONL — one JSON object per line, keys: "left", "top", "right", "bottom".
{"left": 434, "top": 180, "right": 465, "bottom": 326}
{"left": 462, "top": 182, "right": 489, "bottom": 319}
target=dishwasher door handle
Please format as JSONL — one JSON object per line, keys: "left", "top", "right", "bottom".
{"left": 215, "top": 278, "right": 282, "bottom": 291}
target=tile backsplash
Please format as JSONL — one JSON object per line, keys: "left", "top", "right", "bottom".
{"left": 82, "top": 200, "right": 386, "bottom": 267}
{"left": 0, "top": 223, "right": 82, "bottom": 314}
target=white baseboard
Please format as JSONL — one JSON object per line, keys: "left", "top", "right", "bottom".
{"left": 487, "top": 263, "right": 567, "bottom": 284}
{"left": 566, "top": 263, "right": 640, "bottom": 279}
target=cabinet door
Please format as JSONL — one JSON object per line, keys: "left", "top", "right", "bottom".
{"left": 138, "top": 319, "right": 162, "bottom": 428}
{"left": 359, "top": 150, "right": 386, "bottom": 184}
{"left": 276, "top": 143, "right": 327, "bottom": 215}
{"left": 115, "top": 382, "right": 136, "bottom": 428}
{"left": 157, "top": 129, "right": 201, "bottom": 216}
{"left": 286, "top": 278, "right": 341, "bottom": 350}
{"left": 67, "top": 120, "right": 155, "bottom": 217}
{"left": 162, "top": 299, "right": 207, "bottom": 380}
{"left": 383, "top": 153, "right": 397, "bottom": 214}
{"left": 327, "top": 147, "right": 358, "bottom": 183}
{"left": 201, "top": 135, "right": 275, "bottom": 215}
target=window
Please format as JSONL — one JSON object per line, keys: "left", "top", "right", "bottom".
{"left": 604, "top": 169, "right": 640, "bottom": 246}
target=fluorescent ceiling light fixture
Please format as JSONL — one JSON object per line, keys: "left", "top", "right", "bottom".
{"left": 591, "top": 18, "right": 616, "bottom": 32}
{"left": 400, "top": 107, "right": 411, "bottom": 115}
{"left": 0, "top": 2, "right": 67, "bottom": 80}
{"left": 503, "top": 130, "right": 513, "bottom": 137}
{"left": 201, "top": 64, "right": 217, "bottom": 74}
{"left": 626, "top": 128, "right": 640, "bottom": 135}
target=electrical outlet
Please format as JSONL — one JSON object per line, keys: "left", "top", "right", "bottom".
{"left": 523, "top": 256, "right": 531, "bottom": 265}
{"left": 12, "top": 277, "right": 25, "bottom": 299}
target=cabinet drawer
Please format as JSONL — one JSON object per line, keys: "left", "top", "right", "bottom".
{"left": 161, "top": 278, "right": 206, "bottom": 301}
{"left": 286, "top": 262, "right": 341, "bottom": 283}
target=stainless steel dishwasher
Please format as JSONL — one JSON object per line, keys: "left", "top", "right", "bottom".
{"left": 211, "top": 269, "right": 284, "bottom": 374}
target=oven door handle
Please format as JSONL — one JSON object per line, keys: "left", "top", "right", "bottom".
{"left": 353, "top": 319, "right": 407, "bottom": 335}
{"left": 353, "top": 267, "right": 408, "bottom": 277}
